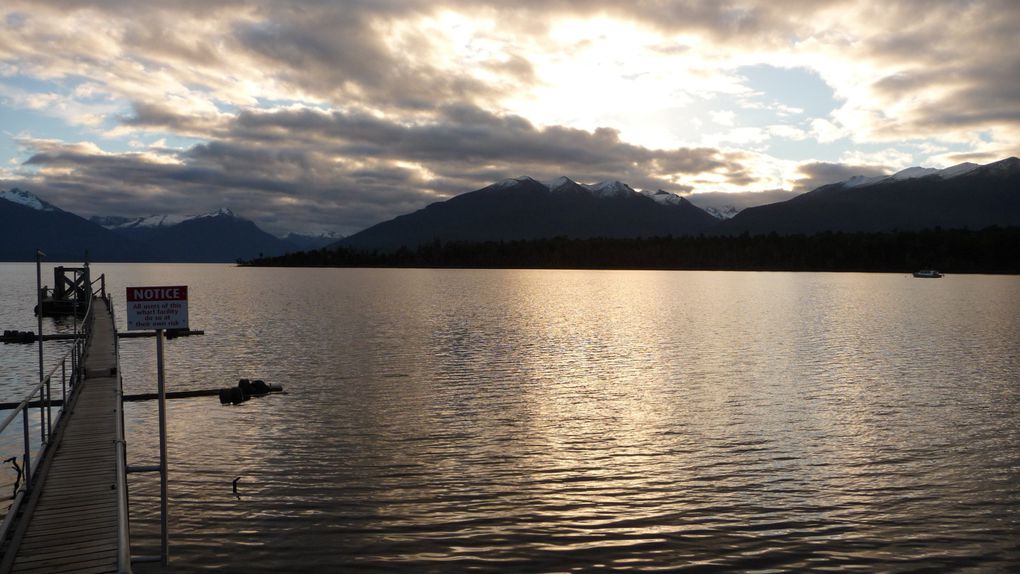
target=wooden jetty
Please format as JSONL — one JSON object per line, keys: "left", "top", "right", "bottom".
{"left": 2, "top": 263, "right": 275, "bottom": 571}
{"left": 0, "top": 295, "right": 131, "bottom": 573}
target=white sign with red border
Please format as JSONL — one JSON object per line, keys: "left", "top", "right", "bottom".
{"left": 126, "top": 285, "right": 189, "bottom": 330}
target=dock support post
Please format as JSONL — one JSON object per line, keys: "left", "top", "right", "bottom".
{"left": 36, "top": 250, "right": 45, "bottom": 442}
{"left": 36, "top": 250, "right": 44, "bottom": 384}
{"left": 156, "top": 328, "right": 169, "bottom": 567}
{"left": 21, "top": 409, "right": 31, "bottom": 492}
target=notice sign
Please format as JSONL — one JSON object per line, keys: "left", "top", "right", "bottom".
{"left": 126, "top": 285, "right": 189, "bottom": 331}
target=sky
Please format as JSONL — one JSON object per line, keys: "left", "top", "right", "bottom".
{"left": 1, "top": 1, "right": 1018, "bottom": 236}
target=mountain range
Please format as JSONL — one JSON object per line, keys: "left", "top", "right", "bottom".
{"left": 336, "top": 157, "right": 1020, "bottom": 250}
{"left": 3, "top": 157, "right": 1018, "bottom": 261}
{"left": 338, "top": 176, "right": 718, "bottom": 251}
{"left": 715, "top": 157, "right": 1020, "bottom": 235}
{"left": 0, "top": 190, "right": 337, "bottom": 262}
{"left": 0, "top": 189, "right": 151, "bottom": 261}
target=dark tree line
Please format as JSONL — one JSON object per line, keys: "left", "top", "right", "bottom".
{"left": 242, "top": 227, "right": 1020, "bottom": 274}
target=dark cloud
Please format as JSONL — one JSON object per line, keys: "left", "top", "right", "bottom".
{"left": 856, "top": 0, "right": 1020, "bottom": 134}
{"left": 232, "top": 3, "right": 524, "bottom": 110}
{"left": 121, "top": 102, "right": 225, "bottom": 137}
{"left": 229, "top": 104, "right": 741, "bottom": 184}
{"left": 793, "top": 161, "right": 889, "bottom": 191}
{"left": 442, "top": 0, "right": 845, "bottom": 43}
{"left": 16, "top": 143, "right": 431, "bottom": 235}
{"left": 908, "top": 53, "right": 1020, "bottom": 130}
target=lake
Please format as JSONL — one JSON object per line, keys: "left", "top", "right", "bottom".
{"left": 2, "top": 263, "right": 1019, "bottom": 572}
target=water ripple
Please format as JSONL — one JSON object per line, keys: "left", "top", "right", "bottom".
{"left": 3, "top": 266, "right": 1020, "bottom": 572}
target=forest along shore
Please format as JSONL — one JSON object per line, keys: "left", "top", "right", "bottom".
{"left": 241, "top": 227, "right": 1020, "bottom": 274}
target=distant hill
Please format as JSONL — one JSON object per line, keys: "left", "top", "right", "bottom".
{"left": 0, "top": 189, "right": 151, "bottom": 261}
{"left": 0, "top": 188, "right": 300, "bottom": 262}
{"left": 143, "top": 211, "right": 296, "bottom": 262}
{"left": 92, "top": 209, "right": 296, "bottom": 262}
{"left": 284, "top": 232, "right": 344, "bottom": 251}
{"left": 717, "top": 158, "right": 1020, "bottom": 235}
{"left": 685, "top": 189, "right": 801, "bottom": 219}
{"left": 337, "top": 176, "right": 719, "bottom": 251}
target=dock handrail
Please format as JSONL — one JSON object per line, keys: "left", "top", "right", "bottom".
{"left": 109, "top": 296, "right": 132, "bottom": 573}
{"left": 0, "top": 283, "right": 98, "bottom": 546}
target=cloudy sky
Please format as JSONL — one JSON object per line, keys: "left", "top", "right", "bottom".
{"left": 1, "top": 1, "right": 1018, "bottom": 235}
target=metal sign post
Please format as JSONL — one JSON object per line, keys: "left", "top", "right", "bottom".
{"left": 155, "top": 328, "right": 169, "bottom": 567}
{"left": 125, "top": 285, "right": 189, "bottom": 567}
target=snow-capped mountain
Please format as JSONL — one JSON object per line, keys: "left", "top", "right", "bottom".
{"left": 0, "top": 188, "right": 59, "bottom": 212}
{"left": 512, "top": 177, "right": 688, "bottom": 204}
{"left": 89, "top": 207, "right": 295, "bottom": 261}
{"left": 92, "top": 208, "right": 235, "bottom": 230}
{"left": 684, "top": 189, "right": 801, "bottom": 220}
{"left": 718, "top": 157, "right": 1020, "bottom": 235}
{"left": 543, "top": 176, "right": 575, "bottom": 191}
{"left": 585, "top": 180, "right": 636, "bottom": 198}
{"left": 843, "top": 174, "right": 889, "bottom": 188}
{"left": 499, "top": 176, "right": 683, "bottom": 202}
{"left": 0, "top": 189, "right": 298, "bottom": 262}
{"left": 1, "top": 188, "right": 149, "bottom": 261}
{"left": 890, "top": 166, "right": 940, "bottom": 180}
{"left": 937, "top": 162, "right": 981, "bottom": 178}
{"left": 285, "top": 231, "right": 344, "bottom": 250}
{"left": 642, "top": 189, "right": 686, "bottom": 207}
{"left": 841, "top": 162, "right": 982, "bottom": 189}
{"left": 701, "top": 205, "right": 741, "bottom": 219}
{"left": 338, "top": 175, "right": 718, "bottom": 250}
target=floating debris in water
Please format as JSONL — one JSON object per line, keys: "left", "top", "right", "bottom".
{"left": 219, "top": 378, "right": 284, "bottom": 404}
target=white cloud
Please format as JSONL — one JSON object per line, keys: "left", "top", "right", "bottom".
{"left": 839, "top": 148, "right": 915, "bottom": 170}
{"left": 810, "top": 118, "right": 848, "bottom": 143}
{"left": 767, "top": 124, "right": 809, "bottom": 140}
{"left": 702, "top": 127, "right": 770, "bottom": 148}
{"left": 709, "top": 110, "right": 736, "bottom": 126}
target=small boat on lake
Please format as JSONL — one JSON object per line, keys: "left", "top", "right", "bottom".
{"left": 913, "top": 270, "right": 944, "bottom": 278}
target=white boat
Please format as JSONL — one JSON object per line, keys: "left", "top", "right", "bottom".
{"left": 913, "top": 270, "right": 944, "bottom": 278}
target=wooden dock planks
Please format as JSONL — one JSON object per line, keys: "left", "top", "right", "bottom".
{"left": 4, "top": 297, "right": 126, "bottom": 574}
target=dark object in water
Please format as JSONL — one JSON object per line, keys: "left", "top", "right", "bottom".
{"left": 1, "top": 330, "right": 36, "bottom": 344}
{"left": 913, "top": 269, "right": 944, "bottom": 278}
{"left": 219, "top": 378, "right": 283, "bottom": 405}
{"left": 5, "top": 456, "right": 22, "bottom": 499}
{"left": 219, "top": 386, "right": 247, "bottom": 405}
{"left": 238, "top": 379, "right": 254, "bottom": 398}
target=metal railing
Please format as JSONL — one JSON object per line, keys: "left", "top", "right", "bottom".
{"left": 110, "top": 297, "right": 132, "bottom": 573}
{"left": 0, "top": 291, "right": 96, "bottom": 543}
{"left": 0, "top": 269, "right": 134, "bottom": 571}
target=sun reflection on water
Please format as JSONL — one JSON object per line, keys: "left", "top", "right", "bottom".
{"left": 1, "top": 265, "right": 1018, "bottom": 572}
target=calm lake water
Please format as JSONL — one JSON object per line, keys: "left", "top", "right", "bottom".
{"left": 2, "top": 263, "right": 1019, "bottom": 572}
